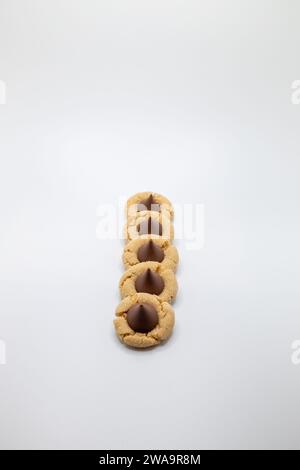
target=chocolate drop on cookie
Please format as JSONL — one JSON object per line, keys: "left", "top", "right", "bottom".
{"left": 137, "top": 194, "right": 160, "bottom": 212}
{"left": 137, "top": 240, "right": 165, "bottom": 263}
{"left": 135, "top": 268, "right": 165, "bottom": 295}
{"left": 126, "top": 303, "right": 159, "bottom": 333}
{"left": 137, "top": 217, "right": 163, "bottom": 236}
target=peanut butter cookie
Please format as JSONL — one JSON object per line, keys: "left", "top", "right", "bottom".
{"left": 119, "top": 261, "right": 178, "bottom": 303}
{"left": 126, "top": 192, "right": 173, "bottom": 220}
{"left": 114, "top": 293, "right": 175, "bottom": 348}
{"left": 125, "top": 210, "right": 174, "bottom": 242}
{"left": 123, "top": 238, "right": 179, "bottom": 272}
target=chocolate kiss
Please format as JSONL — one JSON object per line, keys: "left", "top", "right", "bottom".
{"left": 137, "top": 240, "right": 165, "bottom": 263}
{"left": 137, "top": 194, "right": 160, "bottom": 212}
{"left": 126, "top": 303, "right": 159, "bottom": 333}
{"left": 135, "top": 268, "right": 165, "bottom": 295}
{"left": 137, "top": 217, "right": 163, "bottom": 236}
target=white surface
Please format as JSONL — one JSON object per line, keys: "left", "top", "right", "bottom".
{"left": 0, "top": 0, "right": 300, "bottom": 450}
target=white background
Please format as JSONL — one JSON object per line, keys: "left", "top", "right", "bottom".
{"left": 0, "top": 0, "right": 300, "bottom": 450}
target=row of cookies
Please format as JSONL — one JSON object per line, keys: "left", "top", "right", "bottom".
{"left": 114, "top": 192, "right": 179, "bottom": 348}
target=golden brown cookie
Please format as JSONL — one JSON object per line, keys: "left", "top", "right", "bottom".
{"left": 119, "top": 261, "right": 178, "bottom": 303}
{"left": 123, "top": 238, "right": 179, "bottom": 272}
{"left": 125, "top": 210, "right": 174, "bottom": 242}
{"left": 114, "top": 293, "right": 175, "bottom": 348}
{"left": 126, "top": 192, "right": 173, "bottom": 220}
